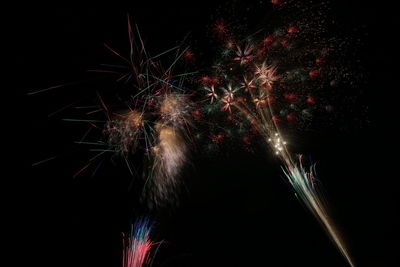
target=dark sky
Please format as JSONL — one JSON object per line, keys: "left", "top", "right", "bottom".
{"left": 12, "top": 1, "right": 398, "bottom": 267}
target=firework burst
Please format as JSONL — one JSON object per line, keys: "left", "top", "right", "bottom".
{"left": 198, "top": 2, "right": 356, "bottom": 265}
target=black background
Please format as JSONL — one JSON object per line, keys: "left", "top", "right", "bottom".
{"left": 12, "top": 1, "right": 398, "bottom": 266}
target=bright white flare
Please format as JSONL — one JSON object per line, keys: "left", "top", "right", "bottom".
{"left": 267, "top": 132, "right": 287, "bottom": 155}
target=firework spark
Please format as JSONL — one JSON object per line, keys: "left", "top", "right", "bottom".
{"left": 49, "top": 17, "right": 196, "bottom": 209}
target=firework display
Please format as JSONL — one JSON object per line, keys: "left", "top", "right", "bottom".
{"left": 28, "top": 1, "right": 365, "bottom": 266}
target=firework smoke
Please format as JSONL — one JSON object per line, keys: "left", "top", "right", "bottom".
{"left": 145, "top": 124, "right": 188, "bottom": 209}
{"left": 143, "top": 93, "right": 192, "bottom": 209}
{"left": 79, "top": 19, "right": 195, "bottom": 209}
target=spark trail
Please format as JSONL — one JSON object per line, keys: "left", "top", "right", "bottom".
{"left": 36, "top": 17, "right": 196, "bottom": 209}
{"left": 122, "top": 217, "right": 160, "bottom": 267}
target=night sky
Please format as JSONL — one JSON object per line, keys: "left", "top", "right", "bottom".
{"left": 13, "top": 1, "right": 398, "bottom": 266}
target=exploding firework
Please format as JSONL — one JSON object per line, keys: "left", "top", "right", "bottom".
{"left": 198, "top": 1, "right": 356, "bottom": 266}
{"left": 142, "top": 93, "right": 192, "bottom": 209}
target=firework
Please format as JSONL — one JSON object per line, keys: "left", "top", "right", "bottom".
{"left": 199, "top": 2, "right": 356, "bottom": 265}
{"left": 106, "top": 109, "right": 144, "bottom": 155}
{"left": 99, "top": 26, "right": 195, "bottom": 209}
{"left": 142, "top": 93, "right": 192, "bottom": 209}
{"left": 122, "top": 217, "right": 159, "bottom": 267}
{"left": 30, "top": 3, "right": 360, "bottom": 265}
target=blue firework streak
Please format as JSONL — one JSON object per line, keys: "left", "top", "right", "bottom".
{"left": 132, "top": 217, "right": 153, "bottom": 243}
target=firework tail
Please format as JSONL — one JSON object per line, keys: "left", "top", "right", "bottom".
{"left": 122, "top": 217, "right": 157, "bottom": 267}
{"left": 282, "top": 155, "right": 355, "bottom": 267}
{"left": 265, "top": 98, "right": 355, "bottom": 266}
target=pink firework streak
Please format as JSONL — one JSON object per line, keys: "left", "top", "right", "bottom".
{"left": 122, "top": 218, "right": 161, "bottom": 267}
